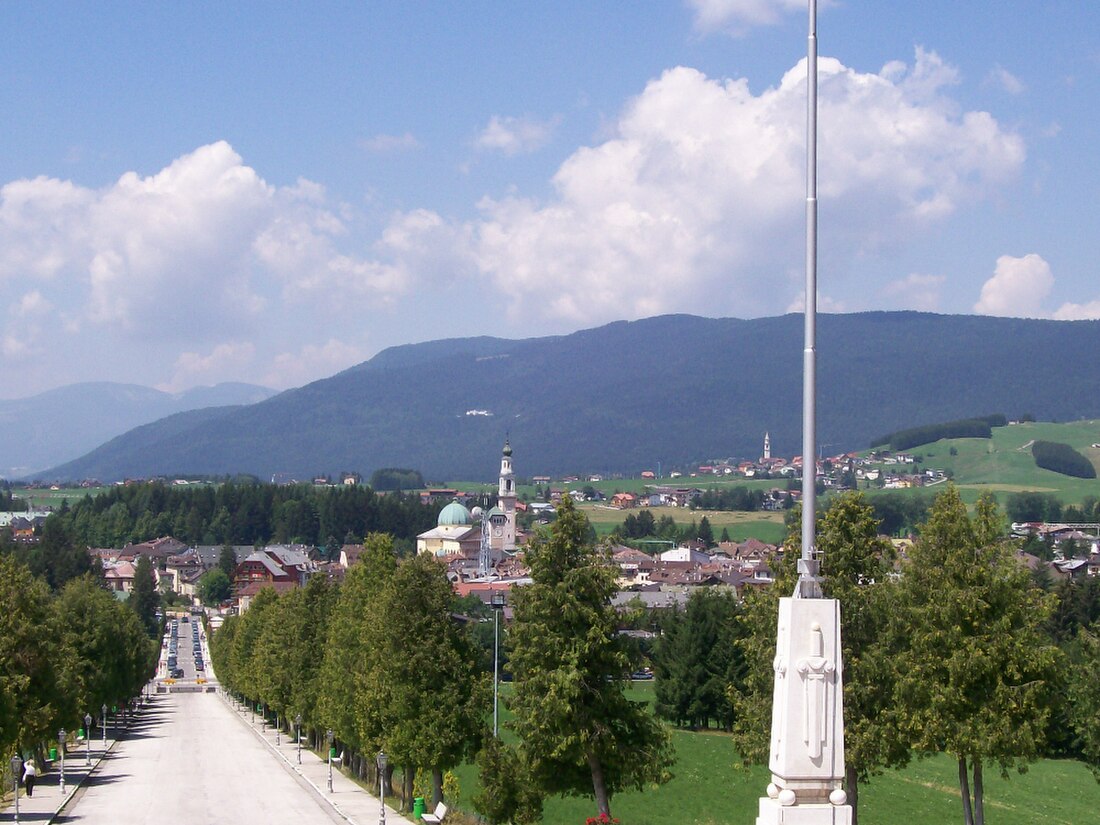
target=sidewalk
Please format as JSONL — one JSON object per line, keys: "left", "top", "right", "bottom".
{"left": 220, "top": 691, "right": 419, "bottom": 825}
{"left": 0, "top": 734, "right": 118, "bottom": 823}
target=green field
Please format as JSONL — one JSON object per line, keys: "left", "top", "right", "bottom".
{"left": 581, "top": 504, "right": 787, "bottom": 544}
{"left": 14, "top": 486, "right": 102, "bottom": 510}
{"left": 873, "top": 420, "right": 1100, "bottom": 507}
{"left": 444, "top": 683, "right": 1100, "bottom": 825}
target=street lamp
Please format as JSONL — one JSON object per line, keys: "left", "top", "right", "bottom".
{"left": 84, "top": 714, "right": 92, "bottom": 766}
{"left": 376, "top": 750, "right": 388, "bottom": 825}
{"left": 295, "top": 714, "right": 302, "bottom": 764}
{"left": 57, "top": 729, "right": 66, "bottom": 796}
{"left": 326, "top": 730, "right": 334, "bottom": 792}
{"left": 101, "top": 704, "right": 107, "bottom": 749}
{"left": 490, "top": 592, "right": 507, "bottom": 737}
{"left": 10, "top": 754, "right": 21, "bottom": 824}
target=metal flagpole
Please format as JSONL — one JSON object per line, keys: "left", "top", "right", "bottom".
{"left": 798, "top": 0, "right": 822, "bottom": 600}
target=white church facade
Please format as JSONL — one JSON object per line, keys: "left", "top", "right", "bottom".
{"left": 417, "top": 439, "right": 518, "bottom": 562}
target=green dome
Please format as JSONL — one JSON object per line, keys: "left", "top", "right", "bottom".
{"left": 438, "top": 500, "right": 472, "bottom": 526}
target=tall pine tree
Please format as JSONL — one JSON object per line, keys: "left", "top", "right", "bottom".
{"left": 508, "top": 496, "right": 673, "bottom": 818}
{"left": 892, "top": 487, "right": 1058, "bottom": 825}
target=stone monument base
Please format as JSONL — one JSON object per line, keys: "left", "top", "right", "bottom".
{"left": 756, "top": 798, "right": 853, "bottom": 825}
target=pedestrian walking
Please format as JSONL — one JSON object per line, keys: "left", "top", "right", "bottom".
{"left": 22, "top": 758, "right": 37, "bottom": 797}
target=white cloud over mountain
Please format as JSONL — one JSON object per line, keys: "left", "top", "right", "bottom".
{"left": 974, "top": 254, "right": 1053, "bottom": 317}
{"left": 972, "top": 253, "right": 1100, "bottom": 321}
{"left": 881, "top": 274, "right": 947, "bottom": 312}
{"left": 0, "top": 50, "right": 1027, "bottom": 391}
{"left": 0, "top": 142, "right": 405, "bottom": 388}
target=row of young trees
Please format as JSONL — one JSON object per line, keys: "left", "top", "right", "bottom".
{"left": 211, "top": 497, "right": 672, "bottom": 823}
{"left": 0, "top": 555, "right": 159, "bottom": 766}
{"left": 612, "top": 509, "right": 727, "bottom": 546}
{"left": 211, "top": 539, "right": 484, "bottom": 809}
{"left": 51, "top": 481, "right": 438, "bottom": 550}
{"left": 647, "top": 488, "right": 1097, "bottom": 825}
{"left": 870, "top": 414, "right": 1004, "bottom": 451}
{"left": 1005, "top": 490, "right": 1100, "bottom": 524}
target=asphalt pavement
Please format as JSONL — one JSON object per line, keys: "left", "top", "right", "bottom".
{"left": 1, "top": 726, "right": 119, "bottom": 823}
{"left": 221, "top": 692, "right": 418, "bottom": 825}
{"left": 0, "top": 688, "right": 419, "bottom": 825}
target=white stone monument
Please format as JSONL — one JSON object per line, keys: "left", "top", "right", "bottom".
{"left": 756, "top": 594, "right": 851, "bottom": 824}
{"left": 755, "top": 3, "right": 853, "bottom": 822}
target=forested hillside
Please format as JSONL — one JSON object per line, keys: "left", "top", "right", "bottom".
{"left": 43, "top": 312, "right": 1100, "bottom": 482}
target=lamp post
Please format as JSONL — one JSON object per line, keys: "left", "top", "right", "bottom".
{"left": 490, "top": 592, "right": 506, "bottom": 736}
{"left": 276, "top": 712, "right": 280, "bottom": 746}
{"left": 376, "top": 750, "right": 388, "bottom": 825}
{"left": 326, "top": 730, "right": 334, "bottom": 792}
{"left": 84, "top": 714, "right": 92, "bottom": 766}
{"left": 101, "top": 704, "right": 107, "bottom": 749}
{"left": 10, "top": 754, "right": 21, "bottom": 824}
{"left": 295, "top": 714, "right": 302, "bottom": 764}
{"left": 58, "top": 729, "right": 66, "bottom": 796}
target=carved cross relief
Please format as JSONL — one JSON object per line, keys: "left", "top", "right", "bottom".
{"left": 795, "top": 621, "right": 835, "bottom": 760}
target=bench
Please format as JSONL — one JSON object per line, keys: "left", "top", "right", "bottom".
{"left": 422, "top": 802, "right": 447, "bottom": 823}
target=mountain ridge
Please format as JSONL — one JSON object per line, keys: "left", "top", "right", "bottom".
{"left": 0, "top": 381, "right": 277, "bottom": 477}
{"left": 39, "top": 312, "right": 1100, "bottom": 483}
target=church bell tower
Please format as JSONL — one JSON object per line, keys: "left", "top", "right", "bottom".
{"left": 495, "top": 439, "right": 517, "bottom": 553}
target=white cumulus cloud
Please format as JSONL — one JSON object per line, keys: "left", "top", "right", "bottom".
{"left": 159, "top": 341, "right": 257, "bottom": 393}
{"left": 973, "top": 254, "right": 1053, "bottom": 317}
{"left": 475, "top": 115, "right": 560, "bottom": 156}
{"left": 1053, "top": 301, "right": 1100, "bottom": 321}
{"left": 984, "top": 65, "right": 1026, "bottom": 95}
{"left": 0, "top": 142, "right": 411, "bottom": 344}
{"left": 0, "top": 141, "right": 425, "bottom": 392}
{"left": 455, "top": 51, "right": 1023, "bottom": 328}
{"left": 263, "top": 338, "right": 366, "bottom": 389}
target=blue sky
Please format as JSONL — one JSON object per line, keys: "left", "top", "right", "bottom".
{"left": 2, "top": 1, "right": 1098, "bottom": 396}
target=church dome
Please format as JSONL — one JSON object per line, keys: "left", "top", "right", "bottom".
{"left": 502, "top": 439, "right": 512, "bottom": 457}
{"left": 438, "top": 500, "right": 472, "bottom": 526}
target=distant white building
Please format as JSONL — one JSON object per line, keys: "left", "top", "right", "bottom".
{"left": 659, "top": 546, "right": 712, "bottom": 565}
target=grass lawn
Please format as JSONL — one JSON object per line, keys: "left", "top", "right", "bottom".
{"left": 580, "top": 504, "right": 787, "bottom": 544}
{"left": 448, "top": 685, "right": 1100, "bottom": 824}
{"left": 900, "top": 421, "right": 1100, "bottom": 505}
{"left": 13, "top": 486, "right": 102, "bottom": 509}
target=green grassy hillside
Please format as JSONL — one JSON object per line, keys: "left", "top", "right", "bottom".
{"left": 896, "top": 419, "right": 1100, "bottom": 505}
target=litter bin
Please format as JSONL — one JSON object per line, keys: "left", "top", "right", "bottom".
{"left": 329, "top": 747, "right": 337, "bottom": 759}
{"left": 413, "top": 797, "right": 426, "bottom": 820}
{"left": 49, "top": 747, "right": 58, "bottom": 761}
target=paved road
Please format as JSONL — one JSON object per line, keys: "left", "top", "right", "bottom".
{"left": 55, "top": 692, "right": 347, "bottom": 825}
